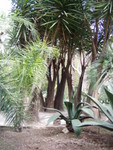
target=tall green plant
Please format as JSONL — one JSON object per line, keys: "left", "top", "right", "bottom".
{"left": 0, "top": 39, "right": 59, "bottom": 131}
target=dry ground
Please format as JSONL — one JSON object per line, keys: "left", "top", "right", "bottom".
{"left": 0, "top": 126, "right": 113, "bottom": 150}
{"left": 0, "top": 112, "right": 113, "bottom": 150}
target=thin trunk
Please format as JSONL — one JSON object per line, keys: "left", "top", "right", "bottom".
{"left": 66, "top": 41, "right": 73, "bottom": 101}
{"left": 103, "top": 15, "right": 110, "bottom": 48}
{"left": 74, "top": 65, "right": 86, "bottom": 107}
{"left": 52, "top": 22, "right": 60, "bottom": 45}
{"left": 67, "top": 70, "right": 73, "bottom": 101}
{"left": 38, "top": 90, "right": 45, "bottom": 111}
{"left": 87, "top": 17, "right": 98, "bottom": 102}
{"left": 94, "top": 19, "right": 98, "bottom": 52}
{"left": 85, "top": 19, "right": 97, "bottom": 61}
{"left": 67, "top": 67, "right": 73, "bottom": 101}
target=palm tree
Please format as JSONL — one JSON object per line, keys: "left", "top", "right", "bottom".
{"left": 34, "top": 0, "right": 91, "bottom": 110}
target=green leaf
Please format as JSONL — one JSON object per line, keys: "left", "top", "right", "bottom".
{"left": 43, "top": 107, "right": 68, "bottom": 121}
{"left": 42, "top": 20, "right": 56, "bottom": 26}
{"left": 77, "top": 120, "right": 113, "bottom": 131}
{"left": 74, "top": 102, "right": 92, "bottom": 119}
{"left": 86, "top": 94, "right": 113, "bottom": 123}
{"left": 50, "top": 21, "right": 58, "bottom": 29}
{"left": 81, "top": 107, "right": 94, "bottom": 118}
{"left": 72, "top": 119, "right": 82, "bottom": 137}
{"left": 47, "top": 114, "right": 60, "bottom": 125}
{"left": 105, "top": 88, "right": 113, "bottom": 108}
{"left": 104, "top": 104, "right": 113, "bottom": 118}
{"left": 64, "top": 101, "right": 73, "bottom": 119}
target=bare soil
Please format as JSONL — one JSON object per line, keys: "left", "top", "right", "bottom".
{"left": 0, "top": 112, "right": 113, "bottom": 150}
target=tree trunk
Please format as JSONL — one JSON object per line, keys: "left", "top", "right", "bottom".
{"left": 29, "top": 88, "right": 39, "bottom": 122}
{"left": 38, "top": 90, "right": 45, "bottom": 112}
{"left": 54, "top": 69, "right": 66, "bottom": 110}
{"left": 74, "top": 65, "right": 86, "bottom": 108}
{"left": 45, "top": 59, "right": 58, "bottom": 109}
{"left": 67, "top": 67, "right": 73, "bottom": 101}
{"left": 45, "top": 80, "right": 55, "bottom": 108}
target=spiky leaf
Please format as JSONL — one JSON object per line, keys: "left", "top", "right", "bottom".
{"left": 105, "top": 88, "right": 113, "bottom": 108}
{"left": 47, "top": 114, "right": 61, "bottom": 125}
{"left": 86, "top": 94, "right": 113, "bottom": 123}
{"left": 77, "top": 120, "right": 113, "bottom": 131}
{"left": 72, "top": 119, "right": 82, "bottom": 137}
{"left": 81, "top": 107, "right": 94, "bottom": 118}
{"left": 64, "top": 101, "right": 73, "bottom": 119}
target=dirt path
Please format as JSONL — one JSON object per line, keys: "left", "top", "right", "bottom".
{"left": 0, "top": 111, "right": 66, "bottom": 128}
{"left": 0, "top": 113, "right": 6, "bottom": 126}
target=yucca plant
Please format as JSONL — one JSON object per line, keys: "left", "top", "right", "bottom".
{"left": 47, "top": 93, "right": 94, "bottom": 137}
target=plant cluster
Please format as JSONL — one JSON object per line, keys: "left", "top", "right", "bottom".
{"left": 48, "top": 86, "right": 113, "bottom": 137}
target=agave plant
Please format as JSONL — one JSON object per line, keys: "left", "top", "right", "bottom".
{"left": 75, "top": 89, "right": 113, "bottom": 132}
{"left": 48, "top": 85, "right": 113, "bottom": 137}
{"left": 47, "top": 93, "right": 94, "bottom": 137}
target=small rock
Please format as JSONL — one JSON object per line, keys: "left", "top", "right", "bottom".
{"left": 62, "top": 128, "right": 69, "bottom": 134}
